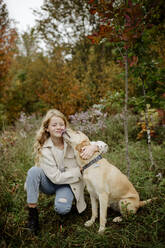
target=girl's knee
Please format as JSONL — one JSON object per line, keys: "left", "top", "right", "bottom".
{"left": 55, "top": 197, "right": 72, "bottom": 215}
{"left": 27, "top": 166, "right": 43, "bottom": 177}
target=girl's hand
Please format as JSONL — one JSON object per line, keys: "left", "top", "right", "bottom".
{"left": 80, "top": 144, "right": 99, "bottom": 160}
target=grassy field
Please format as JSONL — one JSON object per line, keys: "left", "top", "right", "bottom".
{"left": 0, "top": 113, "right": 165, "bottom": 248}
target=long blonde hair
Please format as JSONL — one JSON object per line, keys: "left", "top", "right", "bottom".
{"left": 34, "top": 109, "right": 69, "bottom": 165}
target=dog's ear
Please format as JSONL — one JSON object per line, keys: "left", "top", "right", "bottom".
{"left": 75, "top": 140, "right": 90, "bottom": 152}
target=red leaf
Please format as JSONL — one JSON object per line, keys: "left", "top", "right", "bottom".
{"left": 129, "top": 56, "right": 138, "bottom": 67}
{"left": 88, "top": 0, "right": 96, "bottom": 4}
{"left": 125, "top": 14, "right": 131, "bottom": 26}
{"left": 87, "top": 35, "right": 100, "bottom": 44}
{"left": 90, "top": 8, "right": 97, "bottom": 15}
{"left": 117, "top": 60, "right": 124, "bottom": 68}
{"left": 128, "top": 0, "right": 133, "bottom": 7}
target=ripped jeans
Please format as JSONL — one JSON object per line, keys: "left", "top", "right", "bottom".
{"left": 25, "top": 166, "right": 74, "bottom": 215}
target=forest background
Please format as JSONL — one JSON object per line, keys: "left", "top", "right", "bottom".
{"left": 0, "top": 0, "right": 164, "bottom": 124}
{"left": 0, "top": 0, "right": 165, "bottom": 247}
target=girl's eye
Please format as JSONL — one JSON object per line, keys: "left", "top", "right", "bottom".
{"left": 51, "top": 123, "right": 64, "bottom": 127}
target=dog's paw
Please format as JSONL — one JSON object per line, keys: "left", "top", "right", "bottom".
{"left": 98, "top": 226, "right": 105, "bottom": 234}
{"left": 84, "top": 220, "right": 94, "bottom": 227}
{"left": 112, "top": 216, "right": 122, "bottom": 222}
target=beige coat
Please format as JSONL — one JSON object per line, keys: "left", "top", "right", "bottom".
{"left": 39, "top": 137, "right": 108, "bottom": 213}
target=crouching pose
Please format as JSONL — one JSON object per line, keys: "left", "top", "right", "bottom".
{"left": 25, "top": 109, "right": 108, "bottom": 234}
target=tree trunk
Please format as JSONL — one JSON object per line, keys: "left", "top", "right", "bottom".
{"left": 142, "top": 80, "right": 155, "bottom": 170}
{"left": 124, "top": 51, "right": 131, "bottom": 177}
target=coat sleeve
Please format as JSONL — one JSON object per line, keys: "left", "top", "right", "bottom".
{"left": 90, "top": 141, "right": 108, "bottom": 154}
{"left": 39, "top": 148, "right": 81, "bottom": 184}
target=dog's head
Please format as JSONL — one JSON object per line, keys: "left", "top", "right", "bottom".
{"left": 62, "top": 128, "right": 90, "bottom": 150}
{"left": 62, "top": 128, "right": 91, "bottom": 165}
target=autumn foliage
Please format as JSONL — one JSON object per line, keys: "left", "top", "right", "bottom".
{"left": 0, "top": 0, "right": 17, "bottom": 94}
{"left": 0, "top": 0, "right": 164, "bottom": 128}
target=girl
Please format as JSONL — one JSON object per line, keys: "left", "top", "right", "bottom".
{"left": 25, "top": 109, "right": 108, "bottom": 233}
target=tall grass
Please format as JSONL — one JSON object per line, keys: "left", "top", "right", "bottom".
{"left": 0, "top": 113, "right": 164, "bottom": 248}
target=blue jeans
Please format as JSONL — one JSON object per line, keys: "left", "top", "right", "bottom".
{"left": 26, "top": 166, "right": 74, "bottom": 215}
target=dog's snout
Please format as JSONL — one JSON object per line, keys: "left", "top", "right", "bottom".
{"left": 65, "top": 131, "right": 71, "bottom": 138}
{"left": 61, "top": 129, "right": 66, "bottom": 136}
{"left": 61, "top": 129, "right": 71, "bottom": 139}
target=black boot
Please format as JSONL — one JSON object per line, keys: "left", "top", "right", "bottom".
{"left": 27, "top": 207, "right": 39, "bottom": 234}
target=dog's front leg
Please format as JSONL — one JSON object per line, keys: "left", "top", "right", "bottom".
{"left": 85, "top": 194, "right": 98, "bottom": 227}
{"left": 98, "top": 193, "right": 109, "bottom": 233}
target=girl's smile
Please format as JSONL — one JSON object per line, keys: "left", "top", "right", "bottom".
{"left": 47, "top": 116, "right": 66, "bottom": 138}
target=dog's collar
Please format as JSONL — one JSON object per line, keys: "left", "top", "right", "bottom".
{"left": 81, "top": 154, "right": 102, "bottom": 172}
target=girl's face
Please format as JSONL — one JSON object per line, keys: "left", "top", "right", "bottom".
{"left": 47, "top": 116, "right": 65, "bottom": 138}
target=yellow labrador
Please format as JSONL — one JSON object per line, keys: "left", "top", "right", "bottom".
{"left": 63, "top": 129, "right": 155, "bottom": 233}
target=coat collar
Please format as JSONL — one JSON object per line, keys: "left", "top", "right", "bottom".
{"left": 43, "top": 137, "right": 54, "bottom": 148}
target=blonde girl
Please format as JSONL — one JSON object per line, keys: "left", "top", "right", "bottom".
{"left": 25, "top": 109, "right": 108, "bottom": 234}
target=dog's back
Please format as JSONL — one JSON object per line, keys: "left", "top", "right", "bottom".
{"left": 83, "top": 157, "right": 139, "bottom": 203}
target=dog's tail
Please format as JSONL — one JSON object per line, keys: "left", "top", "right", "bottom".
{"left": 139, "top": 197, "right": 157, "bottom": 207}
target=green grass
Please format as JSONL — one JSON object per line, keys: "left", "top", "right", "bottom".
{"left": 0, "top": 114, "right": 165, "bottom": 247}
